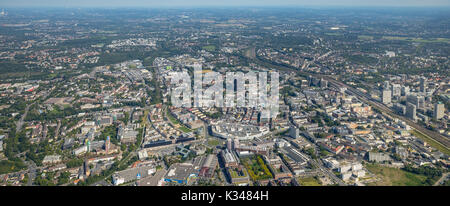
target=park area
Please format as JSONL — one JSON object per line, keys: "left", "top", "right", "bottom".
{"left": 297, "top": 176, "right": 322, "bottom": 186}
{"left": 241, "top": 155, "right": 273, "bottom": 181}
{"left": 365, "top": 164, "right": 430, "bottom": 186}
{"left": 166, "top": 110, "right": 192, "bottom": 133}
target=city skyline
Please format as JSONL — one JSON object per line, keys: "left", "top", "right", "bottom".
{"left": 0, "top": 4, "right": 448, "bottom": 190}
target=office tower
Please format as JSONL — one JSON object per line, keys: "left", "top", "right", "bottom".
{"left": 320, "top": 78, "right": 328, "bottom": 88}
{"left": 434, "top": 103, "right": 445, "bottom": 120}
{"left": 307, "top": 75, "right": 313, "bottom": 86}
{"left": 382, "top": 89, "right": 391, "bottom": 104}
{"left": 86, "top": 139, "right": 91, "bottom": 152}
{"left": 420, "top": 77, "right": 427, "bottom": 93}
{"left": 233, "top": 138, "right": 239, "bottom": 150}
{"left": 383, "top": 81, "right": 390, "bottom": 90}
{"left": 289, "top": 127, "right": 299, "bottom": 139}
{"left": 227, "top": 138, "right": 233, "bottom": 151}
{"left": 407, "top": 94, "right": 425, "bottom": 109}
{"left": 401, "top": 86, "right": 410, "bottom": 96}
{"left": 84, "top": 159, "right": 90, "bottom": 177}
{"left": 105, "top": 136, "right": 111, "bottom": 154}
{"left": 391, "top": 84, "right": 401, "bottom": 97}
{"left": 406, "top": 102, "right": 417, "bottom": 121}
{"left": 394, "top": 103, "right": 406, "bottom": 115}
{"left": 417, "top": 96, "right": 425, "bottom": 109}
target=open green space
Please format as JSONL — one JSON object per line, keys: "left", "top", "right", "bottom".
{"left": 297, "top": 176, "right": 322, "bottom": 186}
{"left": 166, "top": 110, "right": 192, "bottom": 133}
{"left": 241, "top": 155, "right": 273, "bottom": 181}
{"left": 0, "top": 160, "right": 27, "bottom": 174}
{"left": 358, "top": 35, "right": 374, "bottom": 40}
{"left": 382, "top": 36, "right": 450, "bottom": 43}
{"left": 202, "top": 45, "right": 216, "bottom": 51}
{"left": 207, "top": 138, "right": 220, "bottom": 147}
{"left": 366, "top": 164, "right": 429, "bottom": 186}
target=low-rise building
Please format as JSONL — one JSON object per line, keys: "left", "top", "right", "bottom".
{"left": 42, "top": 155, "right": 62, "bottom": 165}
{"left": 112, "top": 165, "right": 156, "bottom": 185}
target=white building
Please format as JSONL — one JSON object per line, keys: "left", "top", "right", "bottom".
{"left": 434, "top": 103, "right": 445, "bottom": 120}
{"left": 42, "top": 155, "right": 62, "bottom": 164}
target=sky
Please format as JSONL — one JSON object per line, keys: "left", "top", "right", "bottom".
{"left": 1, "top": 0, "right": 450, "bottom": 8}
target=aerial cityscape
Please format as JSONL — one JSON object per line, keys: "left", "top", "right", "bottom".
{"left": 0, "top": 2, "right": 449, "bottom": 188}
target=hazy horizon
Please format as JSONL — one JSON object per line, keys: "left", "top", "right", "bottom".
{"left": 1, "top": 0, "right": 450, "bottom": 8}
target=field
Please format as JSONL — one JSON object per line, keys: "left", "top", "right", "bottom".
{"left": 207, "top": 138, "right": 220, "bottom": 147}
{"left": 297, "top": 177, "right": 322, "bottom": 186}
{"left": 382, "top": 36, "right": 450, "bottom": 43}
{"left": 358, "top": 35, "right": 374, "bottom": 40}
{"left": 202, "top": 45, "right": 216, "bottom": 51}
{"left": 355, "top": 35, "right": 450, "bottom": 44}
{"left": 366, "top": 164, "right": 428, "bottom": 186}
{"left": 325, "top": 32, "right": 343, "bottom": 36}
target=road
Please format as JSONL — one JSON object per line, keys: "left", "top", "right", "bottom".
{"left": 16, "top": 103, "right": 33, "bottom": 133}
{"left": 311, "top": 159, "right": 347, "bottom": 186}
{"left": 26, "top": 161, "right": 38, "bottom": 186}
{"left": 433, "top": 172, "right": 449, "bottom": 186}
{"left": 16, "top": 88, "right": 52, "bottom": 133}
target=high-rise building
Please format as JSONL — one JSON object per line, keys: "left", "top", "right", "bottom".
{"left": 407, "top": 94, "right": 425, "bottom": 109}
{"left": 289, "top": 127, "right": 299, "bottom": 139}
{"left": 406, "top": 102, "right": 417, "bottom": 121}
{"left": 227, "top": 138, "right": 233, "bottom": 151}
{"left": 84, "top": 159, "right": 90, "bottom": 177}
{"left": 105, "top": 136, "right": 111, "bottom": 154}
{"left": 382, "top": 89, "right": 391, "bottom": 104}
{"left": 233, "top": 138, "right": 239, "bottom": 150}
{"left": 401, "top": 86, "right": 410, "bottom": 96}
{"left": 394, "top": 103, "right": 406, "bottom": 115}
{"left": 85, "top": 139, "right": 91, "bottom": 152}
{"left": 320, "top": 78, "right": 328, "bottom": 88}
{"left": 434, "top": 103, "right": 445, "bottom": 120}
{"left": 383, "top": 81, "right": 390, "bottom": 90}
{"left": 420, "top": 77, "right": 427, "bottom": 93}
{"left": 391, "top": 84, "right": 401, "bottom": 97}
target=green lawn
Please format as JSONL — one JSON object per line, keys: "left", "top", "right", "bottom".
{"left": 166, "top": 110, "right": 180, "bottom": 125}
{"left": 202, "top": 45, "right": 216, "bottom": 51}
{"left": 297, "top": 177, "right": 322, "bottom": 186}
{"left": 325, "top": 33, "right": 343, "bottom": 36}
{"left": 382, "top": 36, "right": 450, "bottom": 44}
{"left": 0, "top": 160, "right": 27, "bottom": 174}
{"left": 358, "top": 35, "right": 374, "bottom": 40}
{"left": 241, "top": 155, "right": 273, "bottom": 181}
{"left": 366, "top": 164, "right": 429, "bottom": 186}
{"left": 179, "top": 126, "right": 192, "bottom": 133}
{"left": 207, "top": 139, "right": 220, "bottom": 147}
{"left": 166, "top": 110, "right": 192, "bottom": 133}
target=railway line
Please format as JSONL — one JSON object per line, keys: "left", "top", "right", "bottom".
{"left": 250, "top": 53, "right": 450, "bottom": 150}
